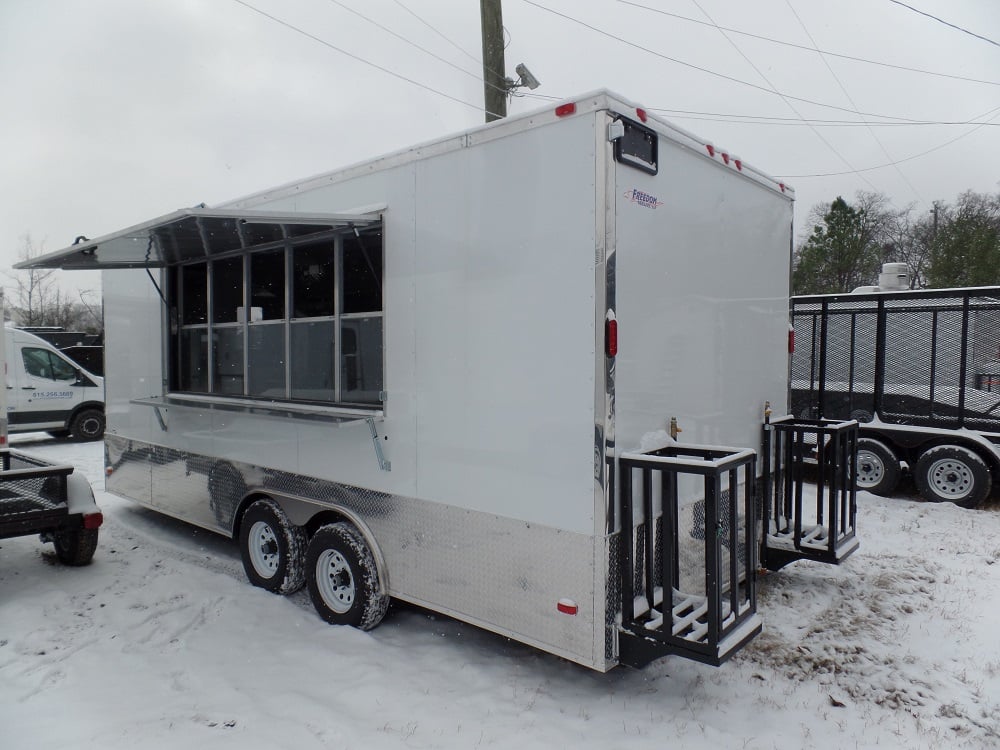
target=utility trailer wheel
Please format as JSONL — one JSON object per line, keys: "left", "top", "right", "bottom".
{"left": 239, "top": 499, "right": 307, "bottom": 594}
{"left": 855, "top": 438, "right": 901, "bottom": 496}
{"left": 306, "top": 522, "right": 388, "bottom": 631}
{"left": 70, "top": 409, "right": 105, "bottom": 441}
{"left": 914, "top": 445, "right": 992, "bottom": 509}
{"left": 53, "top": 527, "right": 99, "bottom": 566}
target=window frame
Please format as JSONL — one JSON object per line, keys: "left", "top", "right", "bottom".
{"left": 168, "top": 225, "right": 384, "bottom": 411}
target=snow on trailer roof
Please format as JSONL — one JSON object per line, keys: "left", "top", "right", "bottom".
{"left": 224, "top": 90, "right": 794, "bottom": 212}
{"left": 15, "top": 207, "right": 382, "bottom": 271}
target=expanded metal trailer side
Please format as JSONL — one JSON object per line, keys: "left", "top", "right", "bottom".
{"left": 792, "top": 287, "right": 1000, "bottom": 507}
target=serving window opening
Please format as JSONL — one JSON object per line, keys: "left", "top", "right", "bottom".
{"left": 167, "top": 225, "right": 384, "bottom": 408}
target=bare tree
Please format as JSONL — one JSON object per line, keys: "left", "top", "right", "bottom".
{"left": 4, "top": 235, "right": 103, "bottom": 334}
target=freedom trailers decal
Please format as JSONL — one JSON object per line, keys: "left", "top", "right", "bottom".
{"left": 623, "top": 188, "right": 663, "bottom": 209}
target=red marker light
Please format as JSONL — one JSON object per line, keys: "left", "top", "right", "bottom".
{"left": 555, "top": 103, "right": 576, "bottom": 117}
{"left": 734, "top": 159, "right": 742, "bottom": 171}
{"left": 788, "top": 327, "right": 795, "bottom": 354}
{"left": 636, "top": 108, "right": 648, "bottom": 123}
{"left": 557, "top": 599, "right": 578, "bottom": 615}
{"left": 721, "top": 152, "right": 730, "bottom": 165}
{"left": 606, "top": 318, "right": 618, "bottom": 357}
{"left": 83, "top": 512, "right": 104, "bottom": 530}
{"left": 706, "top": 144, "right": 715, "bottom": 157}
{"left": 779, "top": 183, "right": 786, "bottom": 193}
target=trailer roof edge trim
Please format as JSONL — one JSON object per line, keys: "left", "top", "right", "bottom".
{"left": 15, "top": 207, "right": 384, "bottom": 271}
{"left": 222, "top": 90, "right": 793, "bottom": 211}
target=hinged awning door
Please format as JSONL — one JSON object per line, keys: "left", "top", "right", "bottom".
{"left": 15, "top": 207, "right": 384, "bottom": 270}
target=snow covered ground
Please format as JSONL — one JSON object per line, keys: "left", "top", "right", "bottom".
{"left": 2, "top": 434, "right": 999, "bottom": 749}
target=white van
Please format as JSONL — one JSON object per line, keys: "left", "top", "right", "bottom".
{"left": 5, "top": 327, "right": 105, "bottom": 440}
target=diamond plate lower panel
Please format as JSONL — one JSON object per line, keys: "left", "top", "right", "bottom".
{"left": 106, "top": 435, "right": 611, "bottom": 670}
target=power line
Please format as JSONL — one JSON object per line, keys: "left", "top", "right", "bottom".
{"left": 229, "top": 0, "right": 502, "bottom": 118}
{"left": 322, "top": 0, "right": 510, "bottom": 97}
{"left": 653, "top": 110, "right": 1000, "bottom": 126}
{"left": 783, "top": 0, "right": 922, "bottom": 200}
{"left": 779, "top": 105, "right": 1000, "bottom": 177}
{"left": 522, "top": 0, "right": 973, "bottom": 123}
{"left": 391, "top": 0, "right": 483, "bottom": 68}
{"left": 688, "top": 0, "right": 878, "bottom": 191}
{"left": 618, "top": 0, "right": 1000, "bottom": 87}
{"left": 887, "top": 0, "right": 1000, "bottom": 48}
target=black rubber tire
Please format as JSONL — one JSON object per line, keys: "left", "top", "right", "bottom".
{"left": 914, "top": 445, "right": 992, "bottom": 509}
{"left": 70, "top": 409, "right": 105, "bottom": 441}
{"left": 53, "top": 527, "right": 99, "bottom": 566}
{"left": 306, "top": 522, "right": 388, "bottom": 630}
{"left": 239, "top": 498, "right": 306, "bottom": 594}
{"left": 855, "top": 438, "right": 902, "bottom": 496}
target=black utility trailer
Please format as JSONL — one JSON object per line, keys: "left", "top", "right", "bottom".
{"left": 792, "top": 287, "right": 1000, "bottom": 508}
{"left": 0, "top": 449, "right": 102, "bottom": 565}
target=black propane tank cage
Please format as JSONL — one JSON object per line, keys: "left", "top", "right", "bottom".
{"left": 617, "top": 444, "right": 760, "bottom": 668}
{"left": 615, "top": 417, "right": 859, "bottom": 668}
{"left": 760, "top": 416, "right": 859, "bottom": 571}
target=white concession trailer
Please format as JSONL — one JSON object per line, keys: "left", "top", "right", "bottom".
{"left": 22, "top": 91, "right": 858, "bottom": 671}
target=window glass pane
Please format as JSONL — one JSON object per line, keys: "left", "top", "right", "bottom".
{"left": 290, "top": 321, "right": 335, "bottom": 401}
{"left": 293, "top": 242, "right": 335, "bottom": 318}
{"left": 341, "top": 317, "right": 383, "bottom": 404}
{"left": 182, "top": 263, "right": 207, "bottom": 324}
{"left": 251, "top": 250, "right": 285, "bottom": 320}
{"left": 248, "top": 324, "right": 286, "bottom": 398}
{"left": 20, "top": 349, "right": 75, "bottom": 381}
{"left": 47, "top": 353, "right": 77, "bottom": 381}
{"left": 213, "top": 256, "right": 244, "bottom": 324}
{"left": 180, "top": 329, "right": 208, "bottom": 392}
{"left": 213, "top": 327, "right": 244, "bottom": 395}
{"left": 342, "top": 231, "right": 382, "bottom": 314}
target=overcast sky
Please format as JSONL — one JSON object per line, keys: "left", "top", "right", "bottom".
{"left": 1, "top": 0, "right": 998, "bottom": 295}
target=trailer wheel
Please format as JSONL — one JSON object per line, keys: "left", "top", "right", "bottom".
{"left": 914, "top": 445, "right": 992, "bottom": 509}
{"left": 53, "top": 528, "right": 99, "bottom": 566}
{"left": 855, "top": 438, "right": 901, "bottom": 496}
{"left": 70, "top": 409, "right": 105, "bottom": 441}
{"left": 239, "top": 499, "right": 306, "bottom": 594}
{"left": 306, "top": 522, "right": 388, "bottom": 630}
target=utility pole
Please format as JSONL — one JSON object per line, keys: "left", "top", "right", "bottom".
{"left": 480, "top": 0, "right": 507, "bottom": 122}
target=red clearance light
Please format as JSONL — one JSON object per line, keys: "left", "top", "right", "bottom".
{"left": 555, "top": 102, "right": 576, "bottom": 117}
{"left": 779, "top": 183, "right": 786, "bottom": 193}
{"left": 788, "top": 327, "right": 795, "bottom": 354}
{"left": 734, "top": 159, "right": 742, "bottom": 171}
{"left": 636, "top": 108, "right": 648, "bottom": 123}
{"left": 605, "top": 318, "right": 618, "bottom": 357}
{"left": 83, "top": 512, "right": 104, "bottom": 530}
{"left": 721, "top": 152, "right": 730, "bottom": 165}
{"left": 705, "top": 144, "right": 715, "bottom": 157}
{"left": 557, "top": 598, "right": 578, "bottom": 615}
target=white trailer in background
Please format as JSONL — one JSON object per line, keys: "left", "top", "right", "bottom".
{"left": 22, "top": 90, "right": 857, "bottom": 671}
